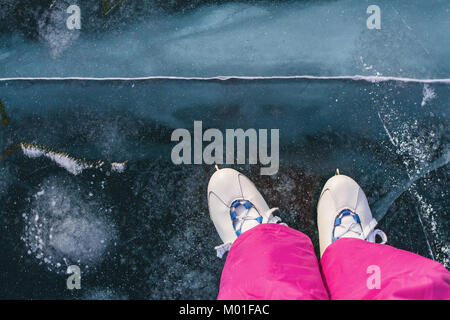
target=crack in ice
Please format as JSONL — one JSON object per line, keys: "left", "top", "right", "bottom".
{"left": 0, "top": 75, "right": 449, "bottom": 83}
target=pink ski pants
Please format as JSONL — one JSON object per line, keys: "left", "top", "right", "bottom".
{"left": 218, "top": 224, "right": 450, "bottom": 300}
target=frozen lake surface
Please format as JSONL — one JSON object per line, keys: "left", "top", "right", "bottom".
{"left": 1, "top": 0, "right": 449, "bottom": 78}
{"left": 0, "top": 0, "right": 449, "bottom": 299}
{"left": 0, "top": 78, "right": 448, "bottom": 299}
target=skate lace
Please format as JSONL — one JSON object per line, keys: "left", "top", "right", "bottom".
{"left": 214, "top": 203, "right": 284, "bottom": 258}
{"left": 333, "top": 209, "right": 387, "bottom": 244}
{"left": 230, "top": 201, "right": 284, "bottom": 236}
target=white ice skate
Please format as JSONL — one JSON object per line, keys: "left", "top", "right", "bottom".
{"left": 317, "top": 170, "right": 387, "bottom": 257}
{"left": 207, "top": 168, "right": 283, "bottom": 258}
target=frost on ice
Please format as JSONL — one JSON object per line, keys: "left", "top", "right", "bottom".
{"left": 20, "top": 143, "right": 126, "bottom": 175}
{"left": 37, "top": 1, "right": 80, "bottom": 58}
{"left": 21, "top": 176, "right": 117, "bottom": 273}
{"left": 20, "top": 143, "right": 99, "bottom": 175}
{"left": 421, "top": 84, "right": 437, "bottom": 107}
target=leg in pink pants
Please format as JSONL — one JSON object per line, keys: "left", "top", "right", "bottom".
{"left": 218, "top": 224, "right": 450, "bottom": 300}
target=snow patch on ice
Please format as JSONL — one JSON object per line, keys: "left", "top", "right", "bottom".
{"left": 421, "top": 84, "right": 436, "bottom": 107}
{"left": 111, "top": 161, "right": 127, "bottom": 173}
{"left": 37, "top": 1, "right": 80, "bottom": 58}
{"left": 20, "top": 143, "right": 128, "bottom": 175}
{"left": 0, "top": 166, "right": 10, "bottom": 196}
{"left": 83, "top": 288, "right": 127, "bottom": 300}
{"left": 21, "top": 176, "right": 117, "bottom": 273}
{"left": 375, "top": 89, "right": 447, "bottom": 263}
{"left": 21, "top": 143, "right": 97, "bottom": 175}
